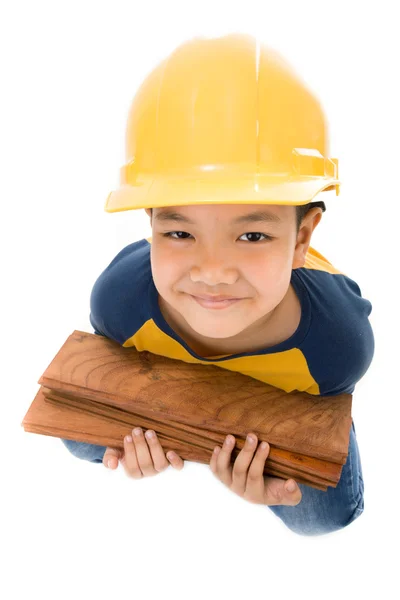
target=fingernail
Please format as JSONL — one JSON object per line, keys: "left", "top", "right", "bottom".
{"left": 107, "top": 459, "right": 113, "bottom": 468}
{"left": 125, "top": 435, "right": 132, "bottom": 443}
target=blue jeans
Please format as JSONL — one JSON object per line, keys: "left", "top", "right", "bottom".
{"left": 268, "top": 420, "right": 364, "bottom": 535}
{"left": 60, "top": 420, "right": 364, "bottom": 537}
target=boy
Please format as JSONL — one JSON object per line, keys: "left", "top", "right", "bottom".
{"left": 61, "top": 34, "right": 374, "bottom": 536}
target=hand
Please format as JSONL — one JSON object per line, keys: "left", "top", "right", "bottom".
{"left": 210, "top": 433, "right": 302, "bottom": 506}
{"left": 103, "top": 427, "right": 184, "bottom": 478}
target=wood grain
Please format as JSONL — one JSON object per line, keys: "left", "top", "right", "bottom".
{"left": 21, "top": 330, "right": 353, "bottom": 491}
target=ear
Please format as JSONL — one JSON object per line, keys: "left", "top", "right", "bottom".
{"left": 144, "top": 208, "right": 152, "bottom": 222}
{"left": 292, "top": 207, "right": 323, "bottom": 269}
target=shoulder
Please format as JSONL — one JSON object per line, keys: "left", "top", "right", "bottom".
{"left": 89, "top": 238, "right": 152, "bottom": 344}
{"left": 295, "top": 247, "right": 375, "bottom": 395}
{"left": 298, "top": 246, "right": 372, "bottom": 319}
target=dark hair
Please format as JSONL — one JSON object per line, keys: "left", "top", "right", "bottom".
{"left": 149, "top": 201, "right": 326, "bottom": 233}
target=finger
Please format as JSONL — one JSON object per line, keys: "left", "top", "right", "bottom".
{"left": 263, "top": 475, "right": 302, "bottom": 506}
{"left": 122, "top": 430, "right": 148, "bottom": 478}
{"left": 211, "top": 435, "right": 235, "bottom": 485}
{"left": 131, "top": 427, "right": 158, "bottom": 477}
{"left": 231, "top": 433, "right": 262, "bottom": 494}
{"left": 242, "top": 438, "right": 302, "bottom": 506}
{"left": 283, "top": 479, "right": 302, "bottom": 505}
{"left": 121, "top": 432, "right": 142, "bottom": 478}
{"left": 103, "top": 447, "right": 123, "bottom": 470}
{"left": 144, "top": 430, "right": 170, "bottom": 472}
{"left": 166, "top": 450, "right": 185, "bottom": 470}
{"left": 243, "top": 438, "right": 271, "bottom": 498}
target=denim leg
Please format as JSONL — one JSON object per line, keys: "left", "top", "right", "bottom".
{"left": 60, "top": 438, "right": 107, "bottom": 464}
{"left": 268, "top": 420, "right": 364, "bottom": 536}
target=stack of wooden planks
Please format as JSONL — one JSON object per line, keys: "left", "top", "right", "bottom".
{"left": 21, "top": 330, "right": 353, "bottom": 491}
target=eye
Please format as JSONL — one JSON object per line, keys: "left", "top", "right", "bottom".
{"left": 162, "top": 231, "right": 193, "bottom": 240}
{"left": 238, "top": 232, "right": 272, "bottom": 243}
{"left": 162, "top": 231, "right": 272, "bottom": 242}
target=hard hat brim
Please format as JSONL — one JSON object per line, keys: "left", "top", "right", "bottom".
{"left": 104, "top": 174, "right": 340, "bottom": 213}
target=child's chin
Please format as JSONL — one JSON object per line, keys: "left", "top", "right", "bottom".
{"left": 186, "top": 316, "right": 247, "bottom": 339}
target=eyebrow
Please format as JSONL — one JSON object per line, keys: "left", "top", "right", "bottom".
{"left": 154, "top": 209, "right": 282, "bottom": 225}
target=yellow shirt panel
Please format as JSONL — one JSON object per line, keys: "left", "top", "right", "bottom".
{"left": 123, "top": 319, "right": 320, "bottom": 395}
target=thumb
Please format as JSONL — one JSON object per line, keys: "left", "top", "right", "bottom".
{"left": 103, "top": 447, "right": 123, "bottom": 469}
{"left": 284, "top": 479, "right": 302, "bottom": 505}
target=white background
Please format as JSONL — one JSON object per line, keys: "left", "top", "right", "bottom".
{"left": 2, "top": 1, "right": 399, "bottom": 598}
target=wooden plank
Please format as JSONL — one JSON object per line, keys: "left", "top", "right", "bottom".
{"left": 20, "top": 330, "right": 353, "bottom": 491}
{"left": 37, "top": 330, "right": 353, "bottom": 463}
{"left": 23, "top": 387, "right": 329, "bottom": 490}
{"left": 43, "top": 388, "right": 343, "bottom": 484}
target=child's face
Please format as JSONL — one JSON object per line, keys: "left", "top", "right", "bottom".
{"left": 145, "top": 203, "right": 318, "bottom": 343}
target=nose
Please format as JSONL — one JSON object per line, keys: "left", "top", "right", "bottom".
{"left": 189, "top": 249, "right": 238, "bottom": 286}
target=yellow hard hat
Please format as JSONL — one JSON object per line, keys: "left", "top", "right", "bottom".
{"left": 105, "top": 34, "right": 340, "bottom": 213}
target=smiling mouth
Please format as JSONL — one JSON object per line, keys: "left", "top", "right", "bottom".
{"left": 190, "top": 295, "right": 243, "bottom": 310}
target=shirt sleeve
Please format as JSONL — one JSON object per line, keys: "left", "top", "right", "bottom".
{"left": 296, "top": 268, "right": 375, "bottom": 397}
